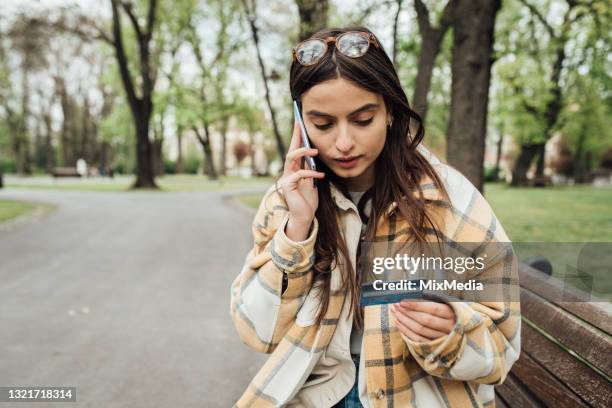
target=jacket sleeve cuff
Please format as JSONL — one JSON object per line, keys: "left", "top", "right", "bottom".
{"left": 402, "top": 302, "right": 484, "bottom": 369}
{"left": 270, "top": 214, "right": 318, "bottom": 274}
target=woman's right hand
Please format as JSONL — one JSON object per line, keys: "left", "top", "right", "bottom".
{"left": 278, "top": 120, "right": 325, "bottom": 240}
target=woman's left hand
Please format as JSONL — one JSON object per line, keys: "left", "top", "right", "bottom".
{"left": 391, "top": 300, "right": 456, "bottom": 342}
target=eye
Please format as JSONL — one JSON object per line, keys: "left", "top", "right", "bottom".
{"left": 314, "top": 123, "right": 333, "bottom": 130}
{"left": 355, "top": 117, "right": 374, "bottom": 126}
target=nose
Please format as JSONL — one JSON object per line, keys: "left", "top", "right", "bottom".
{"left": 335, "top": 124, "right": 355, "bottom": 153}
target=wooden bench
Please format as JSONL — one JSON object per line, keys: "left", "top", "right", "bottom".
{"left": 494, "top": 261, "right": 612, "bottom": 407}
{"left": 52, "top": 167, "right": 81, "bottom": 178}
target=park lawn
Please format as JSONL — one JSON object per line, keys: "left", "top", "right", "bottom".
{"left": 158, "top": 175, "right": 273, "bottom": 192}
{"left": 237, "top": 183, "right": 612, "bottom": 242}
{"left": 237, "top": 193, "right": 267, "bottom": 210}
{"left": 5, "top": 175, "right": 274, "bottom": 193}
{"left": 0, "top": 200, "right": 39, "bottom": 223}
{"left": 484, "top": 183, "right": 612, "bottom": 242}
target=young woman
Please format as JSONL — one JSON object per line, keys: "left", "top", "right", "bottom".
{"left": 230, "top": 26, "right": 520, "bottom": 408}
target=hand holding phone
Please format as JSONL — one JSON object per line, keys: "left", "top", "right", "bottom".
{"left": 277, "top": 102, "right": 325, "bottom": 241}
{"left": 293, "top": 100, "right": 317, "bottom": 172}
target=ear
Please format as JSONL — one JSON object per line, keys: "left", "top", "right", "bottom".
{"left": 386, "top": 113, "right": 394, "bottom": 127}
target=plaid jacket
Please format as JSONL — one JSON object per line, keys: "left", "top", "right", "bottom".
{"left": 230, "top": 149, "right": 521, "bottom": 407}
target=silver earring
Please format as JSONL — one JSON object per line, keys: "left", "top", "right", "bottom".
{"left": 387, "top": 115, "right": 394, "bottom": 127}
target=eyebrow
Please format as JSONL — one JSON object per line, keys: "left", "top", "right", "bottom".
{"left": 305, "top": 103, "right": 380, "bottom": 119}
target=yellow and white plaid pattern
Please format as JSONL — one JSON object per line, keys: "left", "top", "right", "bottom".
{"left": 230, "top": 152, "right": 521, "bottom": 407}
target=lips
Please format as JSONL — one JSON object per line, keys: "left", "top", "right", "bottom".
{"left": 334, "top": 155, "right": 362, "bottom": 168}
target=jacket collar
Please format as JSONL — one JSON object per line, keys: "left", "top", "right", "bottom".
{"left": 329, "top": 173, "right": 444, "bottom": 217}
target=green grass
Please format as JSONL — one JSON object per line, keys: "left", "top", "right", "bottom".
{"left": 484, "top": 183, "right": 612, "bottom": 242}
{"left": 236, "top": 193, "right": 267, "bottom": 210}
{"left": 236, "top": 183, "right": 612, "bottom": 242}
{"left": 0, "top": 200, "right": 39, "bottom": 223}
{"left": 5, "top": 175, "right": 274, "bottom": 193}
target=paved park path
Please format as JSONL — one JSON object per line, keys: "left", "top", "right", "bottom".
{"left": 0, "top": 187, "right": 270, "bottom": 407}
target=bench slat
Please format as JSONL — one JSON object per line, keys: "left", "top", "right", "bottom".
{"left": 512, "top": 351, "right": 589, "bottom": 407}
{"left": 494, "top": 394, "right": 509, "bottom": 408}
{"left": 521, "top": 323, "right": 612, "bottom": 407}
{"left": 519, "top": 264, "right": 612, "bottom": 335}
{"left": 495, "top": 373, "right": 543, "bottom": 407}
{"left": 520, "top": 287, "right": 612, "bottom": 377}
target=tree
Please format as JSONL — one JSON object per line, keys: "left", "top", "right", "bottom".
{"left": 412, "top": 0, "right": 455, "bottom": 122}
{"left": 509, "top": 0, "right": 603, "bottom": 185}
{"left": 234, "top": 96, "right": 266, "bottom": 175}
{"left": 6, "top": 13, "right": 51, "bottom": 175}
{"left": 446, "top": 0, "right": 502, "bottom": 192}
{"left": 295, "top": 0, "right": 329, "bottom": 41}
{"left": 109, "top": 0, "right": 159, "bottom": 188}
{"left": 241, "top": 0, "right": 286, "bottom": 163}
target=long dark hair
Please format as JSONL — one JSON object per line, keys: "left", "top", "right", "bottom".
{"left": 288, "top": 26, "right": 448, "bottom": 330}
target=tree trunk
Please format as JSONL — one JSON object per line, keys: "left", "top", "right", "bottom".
{"left": 535, "top": 144, "right": 546, "bottom": 179}
{"left": 295, "top": 0, "right": 329, "bottom": 41}
{"left": 573, "top": 125, "right": 587, "bottom": 183}
{"left": 412, "top": 37, "right": 439, "bottom": 122}
{"left": 12, "top": 131, "right": 24, "bottom": 175}
{"left": 511, "top": 143, "right": 543, "bottom": 186}
{"left": 151, "top": 138, "right": 163, "bottom": 176}
{"left": 17, "top": 66, "right": 30, "bottom": 175}
{"left": 132, "top": 106, "right": 157, "bottom": 188}
{"left": 242, "top": 0, "right": 286, "bottom": 163}
{"left": 193, "top": 126, "right": 218, "bottom": 180}
{"left": 446, "top": 0, "right": 500, "bottom": 193}
{"left": 220, "top": 116, "right": 229, "bottom": 176}
{"left": 493, "top": 128, "right": 504, "bottom": 181}
{"left": 176, "top": 124, "right": 184, "bottom": 174}
{"left": 412, "top": 0, "right": 454, "bottom": 122}
{"left": 34, "top": 119, "right": 45, "bottom": 169}
{"left": 43, "top": 113, "right": 54, "bottom": 173}
{"left": 249, "top": 131, "right": 256, "bottom": 176}
{"left": 392, "top": 0, "right": 404, "bottom": 66}
{"left": 55, "top": 77, "right": 73, "bottom": 166}
{"left": 71, "top": 99, "right": 81, "bottom": 164}
{"left": 111, "top": 0, "right": 158, "bottom": 189}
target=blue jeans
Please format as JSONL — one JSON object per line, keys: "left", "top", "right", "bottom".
{"left": 332, "top": 353, "right": 363, "bottom": 407}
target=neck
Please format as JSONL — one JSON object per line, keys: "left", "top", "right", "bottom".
{"left": 341, "top": 162, "right": 375, "bottom": 192}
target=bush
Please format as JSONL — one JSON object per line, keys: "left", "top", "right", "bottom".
{"left": 163, "top": 159, "right": 177, "bottom": 174}
{"left": 484, "top": 165, "right": 501, "bottom": 182}
{"left": 0, "top": 157, "right": 16, "bottom": 173}
{"left": 183, "top": 154, "right": 201, "bottom": 174}
{"left": 600, "top": 148, "right": 612, "bottom": 169}
{"left": 112, "top": 160, "right": 135, "bottom": 175}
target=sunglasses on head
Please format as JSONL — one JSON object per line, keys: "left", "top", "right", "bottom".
{"left": 291, "top": 31, "right": 381, "bottom": 66}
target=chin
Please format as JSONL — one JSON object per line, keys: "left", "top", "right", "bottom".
{"left": 330, "top": 164, "right": 365, "bottom": 178}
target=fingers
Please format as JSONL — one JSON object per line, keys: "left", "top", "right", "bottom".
{"left": 394, "top": 303, "right": 455, "bottom": 334}
{"left": 393, "top": 312, "right": 430, "bottom": 342}
{"left": 284, "top": 147, "right": 318, "bottom": 172}
{"left": 400, "top": 300, "right": 455, "bottom": 319}
{"left": 288, "top": 120, "right": 303, "bottom": 152}
{"left": 285, "top": 169, "right": 325, "bottom": 185}
{"left": 391, "top": 304, "right": 448, "bottom": 340}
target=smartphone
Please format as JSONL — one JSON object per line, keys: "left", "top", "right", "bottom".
{"left": 293, "top": 99, "right": 317, "bottom": 172}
